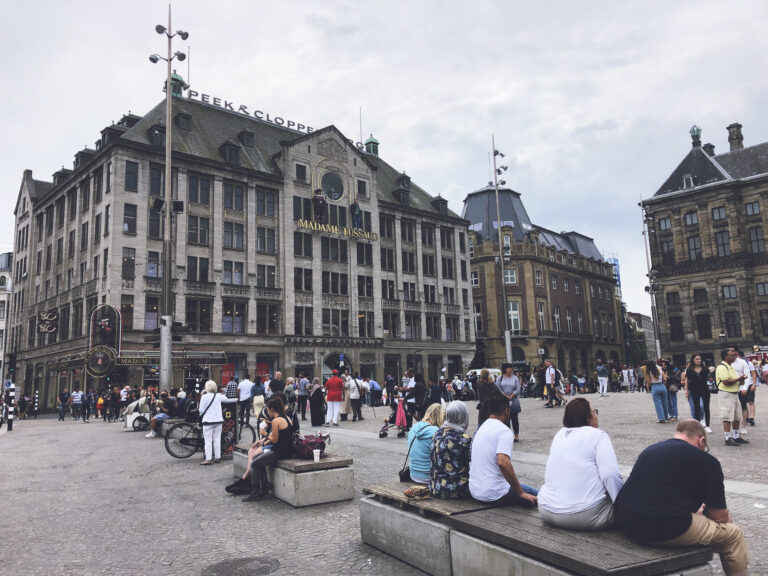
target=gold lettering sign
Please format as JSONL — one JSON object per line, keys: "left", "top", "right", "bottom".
{"left": 297, "top": 219, "right": 379, "bottom": 241}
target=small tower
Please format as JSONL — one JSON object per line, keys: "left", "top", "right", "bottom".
{"left": 364, "top": 133, "right": 379, "bottom": 157}
{"left": 689, "top": 124, "right": 702, "bottom": 148}
{"left": 170, "top": 70, "right": 186, "bottom": 98}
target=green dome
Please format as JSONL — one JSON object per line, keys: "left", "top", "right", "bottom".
{"left": 364, "top": 133, "right": 379, "bottom": 145}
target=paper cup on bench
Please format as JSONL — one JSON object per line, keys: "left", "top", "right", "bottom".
{"left": 312, "top": 449, "right": 321, "bottom": 462}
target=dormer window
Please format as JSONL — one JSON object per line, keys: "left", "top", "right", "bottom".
{"left": 238, "top": 130, "right": 254, "bottom": 147}
{"left": 175, "top": 113, "right": 191, "bottom": 131}
{"left": 431, "top": 195, "right": 448, "bottom": 215}
{"left": 220, "top": 143, "right": 240, "bottom": 165}
{"left": 148, "top": 125, "right": 166, "bottom": 147}
{"left": 682, "top": 174, "right": 694, "bottom": 188}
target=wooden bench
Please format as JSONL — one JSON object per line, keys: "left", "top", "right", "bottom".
{"left": 233, "top": 451, "right": 354, "bottom": 507}
{"left": 360, "top": 483, "right": 713, "bottom": 576}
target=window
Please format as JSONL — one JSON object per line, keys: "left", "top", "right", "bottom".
{"left": 761, "top": 310, "right": 768, "bottom": 336}
{"left": 357, "top": 243, "right": 373, "bottom": 266}
{"left": 566, "top": 308, "right": 573, "bottom": 333}
{"left": 402, "top": 282, "right": 417, "bottom": 301}
{"left": 295, "top": 163, "right": 307, "bottom": 182}
{"left": 294, "top": 306, "right": 313, "bottom": 336}
{"left": 125, "top": 161, "right": 138, "bottom": 191}
{"left": 146, "top": 251, "right": 162, "bottom": 278}
{"left": 256, "top": 227, "right": 276, "bottom": 254}
{"left": 502, "top": 301, "right": 518, "bottom": 332}
{"left": 321, "top": 237, "right": 348, "bottom": 262}
{"left": 563, "top": 278, "right": 569, "bottom": 292}
{"left": 666, "top": 292, "right": 680, "bottom": 305}
{"left": 468, "top": 238, "right": 474, "bottom": 258}
{"left": 471, "top": 271, "right": 479, "bottom": 287}
{"left": 441, "top": 257, "right": 454, "bottom": 279}
{"left": 105, "top": 162, "right": 112, "bottom": 192}
{"left": 223, "top": 182, "right": 244, "bottom": 211}
{"left": 598, "top": 286, "right": 604, "bottom": 298}
{"left": 693, "top": 288, "right": 708, "bottom": 303}
{"left": 658, "top": 217, "right": 671, "bottom": 231}
{"left": 422, "top": 254, "right": 435, "bottom": 276}
{"left": 222, "top": 301, "right": 246, "bottom": 333}
{"left": 383, "top": 312, "right": 400, "bottom": 337}
{"left": 59, "top": 306, "right": 70, "bottom": 340}
{"left": 145, "top": 296, "right": 159, "bottom": 330}
{"left": 684, "top": 211, "right": 698, "bottom": 226}
{"left": 401, "top": 219, "right": 415, "bottom": 243}
{"left": 294, "top": 232, "right": 313, "bottom": 257}
{"left": 321, "top": 272, "right": 348, "bottom": 295}
{"left": 381, "top": 279, "right": 396, "bottom": 300}
{"left": 379, "top": 215, "right": 395, "bottom": 239}
{"left": 712, "top": 206, "right": 726, "bottom": 221}
{"left": 222, "top": 146, "right": 240, "bottom": 164}
{"left": 551, "top": 275, "right": 558, "bottom": 290}
{"left": 404, "top": 312, "right": 421, "bottom": 339}
{"left": 380, "top": 247, "right": 395, "bottom": 271}
{"left": 688, "top": 236, "right": 702, "bottom": 261}
{"left": 256, "top": 190, "right": 276, "bottom": 216}
{"left": 590, "top": 284, "right": 596, "bottom": 297}
{"left": 68, "top": 189, "right": 77, "bottom": 220}
{"left": 725, "top": 311, "right": 742, "bottom": 337}
{"left": 460, "top": 260, "right": 468, "bottom": 281}
{"left": 322, "top": 308, "right": 349, "bottom": 337}
{"left": 256, "top": 265, "right": 276, "bottom": 288}
{"left": 440, "top": 228, "right": 454, "bottom": 251}
{"left": 93, "top": 214, "right": 101, "bottom": 245}
{"left": 746, "top": 201, "right": 760, "bottom": 216}
{"left": 553, "top": 305, "right": 561, "bottom": 332}
{"left": 80, "top": 181, "right": 90, "bottom": 212}
{"left": 187, "top": 256, "right": 209, "bottom": 282}
{"left": 535, "top": 270, "right": 542, "bottom": 287}
{"left": 222, "top": 261, "right": 244, "bottom": 285}
{"left": 722, "top": 285, "right": 737, "bottom": 299}
{"left": 473, "top": 303, "right": 483, "bottom": 332}
{"left": 749, "top": 227, "right": 765, "bottom": 253}
{"left": 715, "top": 231, "right": 730, "bottom": 257}
{"left": 757, "top": 282, "right": 768, "bottom": 296}
{"left": 423, "top": 284, "right": 436, "bottom": 304}
{"left": 696, "top": 315, "right": 712, "bottom": 339}
{"left": 575, "top": 281, "right": 581, "bottom": 295}
{"left": 459, "top": 232, "right": 466, "bottom": 253}
{"left": 661, "top": 239, "right": 675, "bottom": 265}
{"left": 359, "top": 311, "right": 375, "bottom": 337}
{"left": 187, "top": 216, "right": 210, "bottom": 245}
{"left": 577, "top": 310, "right": 584, "bottom": 334}
{"left": 357, "top": 179, "right": 368, "bottom": 198}
{"left": 103, "top": 248, "right": 108, "bottom": 277}
{"left": 188, "top": 174, "right": 211, "bottom": 205}
{"left": 537, "top": 302, "right": 546, "bottom": 331}
{"left": 292, "top": 196, "right": 312, "bottom": 221}
{"left": 123, "top": 204, "right": 137, "bottom": 234}
{"left": 503, "top": 235, "right": 511, "bottom": 255}
{"left": 223, "top": 221, "right": 244, "bottom": 250}
{"left": 122, "top": 248, "right": 135, "bottom": 278}
{"left": 186, "top": 299, "right": 212, "bottom": 332}
{"left": 294, "top": 268, "right": 312, "bottom": 292}
{"left": 80, "top": 222, "right": 89, "bottom": 251}
{"left": 149, "top": 165, "right": 163, "bottom": 196}
{"left": 504, "top": 268, "right": 516, "bottom": 284}
{"left": 426, "top": 315, "right": 441, "bottom": 339}
{"left": 104, "top": 205, "right": 110, "bottom": 235}
{"left": 549, "top": 249, "right": 555, "bottom": 262}
{"left": 593, "top": 312, "right": 599, "bottom": 336}
{"left": 422, "top": 223, "right": 435, "bottom": 247}
{"left": 443, "top": 286, "right": 455, "bottom": 305}
{"left": 256, "top": 303, "right": 279, "bottom": 335}
{"left": 328, "top": 205, "right": 346, "bottom": 227}
{"left": 148, "top": 208, "right": 163, "bottom": 239}
{"left": 669, "top": 317, "right": 685, "bottom": 341}
{"left": 401, "top": 250, "right": 416, "bottom": 274}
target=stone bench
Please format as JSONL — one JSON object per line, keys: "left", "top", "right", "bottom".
{"left": 360, "top": 483, "right": 713, "bottom": 576}
{"left": 157, "top": 418, "right": 184, "bottom": 437}
{"left": 233, "top": 450, "right": 354, "bottom": 507}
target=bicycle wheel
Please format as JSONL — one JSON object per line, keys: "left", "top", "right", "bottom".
{"left": 164, "top": 422, "right": 200, "bottom": 459}
{"left": 132, "top": 415, "right": 149, "bottom": 432}
{"left": 237, "top": 422, "right": 256, "bottom": 446}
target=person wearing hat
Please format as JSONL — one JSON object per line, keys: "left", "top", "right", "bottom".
{"left": 324, "top": 369, "right": 345, "bottom": 427}
{"left": 496, "top": 363, "right": 522, "bottom": 442}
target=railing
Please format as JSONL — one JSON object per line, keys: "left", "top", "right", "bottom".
{"left": 222, "top": 283, "right": 251, "bottom": 297}
{"left": 509, "top": 329, "right": 530, "bottom": 338}
{"left": 184, "top": 280, "right": 216, "bottom": 295}
{"left": 382, "top": 299, "right": 400, "bottom": 310}
{"left": 425, "top": 302, "right": 442, "bottom": 314}
{"left": 145, "top": 277, "right": 162, "bottom": 292}
{"left": 255, "top": 287, "right": 282, "bottom": 300}
{"left": 445, "top": 304, "right": 462, "bottom": 316}
{"left": 404, "top": 300, "right": 422, "bottom": 311}
{"left": 72, "top": 284, "right": 84, "bottom": 297}
{"left": 358, "top": 297, "right": 374, "bottom": 310}
{"left": 85, "top": 278, "right": 98, "bottom": 295}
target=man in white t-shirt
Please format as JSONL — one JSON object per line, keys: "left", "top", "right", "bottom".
{"left": 237, "top": 373, "right": 254, "bottom": 425}
{"left": 544, "top": 360, "right": 556, "bottom": 408}
{"left": 469, "top": 395, "right": 538, "bottom": 506}
{"left": 733, "top": 350, "right": 756, "bottom": 431}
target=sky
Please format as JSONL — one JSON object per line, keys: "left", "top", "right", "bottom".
{"left": 2, "top": 0, "right": 768, "bottom": 315}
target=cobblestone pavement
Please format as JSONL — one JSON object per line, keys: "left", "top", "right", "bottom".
{"left": 1, "top": 387, "right": 766, "bottom": 576}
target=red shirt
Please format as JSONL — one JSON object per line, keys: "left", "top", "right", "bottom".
{"left": 325, "top": 377, "right": 344, "bottom": 402}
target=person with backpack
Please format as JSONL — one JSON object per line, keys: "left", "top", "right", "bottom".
{"left": 250, "top": 376, "right": 265, "bottom": 418}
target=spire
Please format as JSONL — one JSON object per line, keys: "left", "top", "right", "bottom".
{"left": 689, "top": 124, "right": 702, "bottom": 148}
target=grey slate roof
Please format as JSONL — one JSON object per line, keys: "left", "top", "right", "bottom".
{"left": 461, "top": 184, "right": 605, "bottom": 261}
{"left": 714, "top": 142, "right": 768, "bottom": 180}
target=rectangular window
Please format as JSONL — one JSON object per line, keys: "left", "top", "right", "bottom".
{"left": 423, "top": 284, "right": 436, "bottom": 304}
{"left": 148, "top": 208, "right": 163, "bottom": 239}
{"left": 103, "top": 248, "right": 108, "bottom": 277}
{"left": 256, "top": 227, "right": 276, "bottom": 254}
{"left": 725, "top": 311, "right": 741, "bottom": 337}
{"left": 223, "top": 222, "right": 244, "bottom": 250}
{"left": 749, "top": 227, "right": 765, "bottom": 253}
{"left": 188, "top": 174, "right": 211, "bottom": 205}
{"left": 459, "top": 232, "right": 466, "bottom": 253}
{"left": 468, "top": 238, "right": 474, "bottom": 258}
{"left": 357, "top": 243, "right": 373, "bottom": 266}
{"left": 538, "top": 302, "right": 546, "bottom": 331}
{"left": 146, "top": 251, "right": 162, "bottom": 278}
{"left": 294, "top": 306, "right": 313, "bottom": 336}
{"left": 223, "top": 182, "right": 244, "bottom": 211}
{"left": 757, "top": 282, "right": 768, "bottom": 296}
{"left": 593, "top": 312, "right": 599, "bottom": 336}
{"left": 696, "top": 315, "right": 712, "bottom": 339}
{"left": 575, "top": 281, "right": 581, "bottom": 295}
{"left": 123, "top": 204, "right": 137, "bottom": 234}
{"left": 379, "top": 215, "right": 395, "bottom": 239}
{"left": 222, "top": 261, "right": 244, "bottom": 285}
{"left": 359, "top": 311, "right": 375, "bottom": 337}
{"left": 125, "top": 161, "right": 138, "bottom": 191}
{"left": 473, "top": 303, "right": 483, "bottom": 332}
{"left": 256, "top": 265, "right": 276, "bottom": 288}
{"left": 59, "top": 306, "right": 70, "bottom": 340}
{"left": 294, "top": 268, "right": 313, "bottom": 292}
{"left": 658, "top": 217, "right": 671, "bottom": 231}
{"left": 186, "top": 256, "right": 209, "bottom": 282}
{"left": 149, "top": 165, "right": 163, "bottom": 196}
{"left": 294, "top": 232, "right": 313, "bottom": 258}
{"left": 693, "top": 288, "right": 708, "bottom": 303}
{"left": 535, "top": 270, "right": 542, "bottom": 287}
{"left": 715, "top": 231, "right": 730, "bottom": 257}
{"left": 384, "top": 311, "right": 400, "bottom": 338}
{"left": 185, "top": 298, "right": 212, "bottom": 332}
{"left": 222, "top": 301, "right": 247, "bottom": 333}
{"left": 684, "top": 211, "right": 698, "bottom": 226}
{"left": 502, "top": 235, "right": 511, "bottom": 255}
{"left": 357, "top": 179, "right": 367, "bottom": 198}
{"left": 380, "top": 247, "right": 395, "bottom": 271}
{"left": 401, "top": 219, "right": 415, "bottom": 243}
{"left": 321, "top": 271, "right": 348, "bottom": 295}
{"left": 188, "top": 216, "right": 210, "bottom": 245}
{"left": 80, "top": 181, "right": 90, "bottom": 212}
{"left": 401, "top": 250, "right": 416, "bottom": 274}
{"left": 442, "top": 286, "right": 455, "bottom": 305}
{"left": 746, "top": 201, "right": 760, "bottom": 216}
{"left": 422, "top": 223, "right": 435, "bottom": 247}
{"left": 563, "top": 278, "right": 569, "bottom": 292}
{"left": 295, "top": 163, "right": 307, "bottom": 182}
{"left": 255, "top": 303, "right": 279, "bottom": 335}
{"left": 666, "top": 292, "right": 680, "bottom": 305}
{"left": 504, "top": 268, "right": 516, "bottom": 284}
{"left": 688, "top": 235, "right": 702, "bottom": 261}
{"left": 104, "top": 205, "right": 110, "bottom": 235}
{"left": 93, "top": 214, "right": 101, "bottom": 245}
{"left": 551, "top": 275, "right": 558, "bottom": 290}
{"left": 381, "top": 279, "right": 396, "bottom": 300}
{"left": 712, "top": 206, "right": 726, "bottom": 221}
{"left": 328, "top": 205, "right": 347, "bottom": 228}
{"left": 471, "top": 271, "right": 479, "bottom": 287}
{"left": 661, "top": 239, "right": 675, "bottom": 265}
{"left": 357, "top": 275, "right": 373, "bottom": 298}
{"left": 122, "top": 248, "right": 135, "bottom": 278}
{"left": 321, "top": 237, "right": 348, "bottom": 262}
{"left": 292, "top": 196, "right": 312, "bottom": 221}
{"left": 566, "top": 308, "right": 573, "bottom": 333}
{"left": 441, "top": 257, "right": 454, "bottom": 279}
{"left": 578, "top": 310, "right": 584, "bottom": 334}
{"left": 256, "top": 190, "right": 276, "bottom": 216}
{"left": 426, "top": 315, "right": 441, "bottom": 339}
{"left": 422, "top": 254, "right": 435, "bottom": 276}
{"left": 722, "top": 285, "right": 737, "bottom": 299}
{"left": 402, "top": 282, "right": 417, "bottom": 301}
{"left": 553, "top": 305, "right": 561, "bottom": 332}
{"left": 80, "top": 222, "right": 89, "bottom": 251}
{"left": 404, "top": 312, "right": 420, "bottom": 339}
{"left": 68, "top": 190, "right": 77, "bottom": 220}
{"left": 440, "top": 227, "right": 454, "bottom": 251}
{"left": 321, "top": 308, "right": 349, "bottom": 337}
{"left": 145, "top": 296, "right": 159, "bottom": 330}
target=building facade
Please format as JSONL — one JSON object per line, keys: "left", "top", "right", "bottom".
{"left": 626, "top": 311, "right": 654, "bottom": 366}
{"left": 643, "top": 123, "right": 768, "bottom": 367}
{"left": 463, "top": 185, "right": 622, "bottom": 374}
{"left": 0, "top": 252, "right": 11, "bottom": 379}
{"left": 9, "top": 83, "right": 474, "bottom": 408}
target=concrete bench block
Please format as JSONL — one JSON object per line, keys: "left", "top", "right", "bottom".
{"left": 360, "top": 496, "right": 452, "bottom": 576}
{"left": 233, "top": 450, "right": 247, "bottom": 478}
{"left": 268, "top": 464, "right": 354, "bottom": 507}
{"left": 449, "top": 531, "right": 712, "bottom": 576}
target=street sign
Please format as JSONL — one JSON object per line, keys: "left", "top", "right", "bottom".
{"left": 4, "top": 381, "right": 11, "bottom": 388}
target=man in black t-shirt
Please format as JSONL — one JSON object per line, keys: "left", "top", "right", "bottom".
{"left": 269, "top": 371, "right": 285, "bottom": 395}
{"left": 58, "top": 388, "right": 70, "bottom": 422}
{"left": 615, "top": 420, "right": 748, "bottom": 576}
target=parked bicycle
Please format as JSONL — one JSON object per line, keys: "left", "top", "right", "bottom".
{"left": 164, "top": 415, "right": 256, "bottom": 459}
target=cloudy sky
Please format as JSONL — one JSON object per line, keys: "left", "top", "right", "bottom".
{"left": 2, "top": 0, "right": 768, "bottom": 314}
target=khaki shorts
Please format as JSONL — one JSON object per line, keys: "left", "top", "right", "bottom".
{"left": 719, "top": 392, "right": 742, "bottom": 423}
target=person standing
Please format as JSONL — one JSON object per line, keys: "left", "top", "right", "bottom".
{"left": 58, "top": 387, "right": 70, "bottom": 422}
{"left": 324, "top": 370, "right": 344, "bottom": 427}
{"left": 70, "top": 386, "right": 83, "bottom": 420}
{"left": 296, "top": 372, "right": 310, "bottom": 420}
{"left": 309, "top": 378, "right": 325, "bottom": 427}
{"left": 237, "top": 373, "right": 254, "bottom": 426}
{"left": 367, "top": 376, "right": 381, "bottom": 406}
{"left": 199, "top": 380, "right": 224, "bottom": 465}
{"left": 225, "top": 376, "right": 239, "bottom": 399}
{"left": 621, "top": 366, "right": 631, "bottom": 392}
{"left": 544, "top": 360, "right": 556, "bottom": 407}
{"left": 250, "top": 376, "right": 265, "bottom": 418}
{"left": 682, "top": 354, "right": 711, "bottom": 433}
{"left": 347, "top": 374, "right": 367, "bottom": 422}
{"left": 646, "top": 360, "right": 669, "bottom": 423}
{"left": 596, "top": 360, "right": 609, "bottom": 397}
{"left": 269, "top": 371, "right": 285, "bottom": 395}
{"left": 385, "top": 373, "right": 396, "bottom": 409}
{"left": 716, "top": 348, "right": 749, "bottom": 447}
{"left": 496, "top": 363, "right": 522, "bottom": 442}
{"left": 733, "top": 350, "right": 756, "bottom": 432}
{"left": 81, "top": 389, "right": 92, "bottom": 423}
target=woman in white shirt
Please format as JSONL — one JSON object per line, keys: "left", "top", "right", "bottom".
{"left": 198, "top": 380, "right": 225, "bottom": 465}
{"left": 538, "top": 398, "right": 623, "bottom": 530}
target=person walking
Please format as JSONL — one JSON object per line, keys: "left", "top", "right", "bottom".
{"left": 81, "top": 389, "right": 92, "bottom": 423}
{"left": 70, "top": 386, "right": 83, "bottom": 420}
{"left": 682, "top": 354, "right": 711, "bottom": 433}
{"left": 237, "top": 373, "right": 254, "bottom": 426}
{"left": 596, "top": 360, "right": 609, "bottom": 397}
{"left": 347, "top": 373, "right": 367, "bottom": 422}
{"left": 496, "top": 363, "right": 522, "bottom": 442}
{"left": 296, "top": 372, "right": 310, "bottom": 421}
{"left": 199, "top": 380, "right": 225, "bottom": 465}
{"left": 58, "top": 387, "right": 70, "bottom": 422}
{"left": 716, "top": 348, "right": 749, "bottom": 447}
{"left": 646, "top": 360, "right": 669, "bottom": 423}
{"left": 325, "top": 370, "right": 344, "bottom": 427}
{"left": 250, "top": 376, "right": 265, "bottom": 418}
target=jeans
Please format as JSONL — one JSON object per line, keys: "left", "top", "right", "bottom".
{"left": 238, "top": 401, "right": 250, "bottom": 425}
{"left": 297, "top": 395, "right": 307, "bottom": 420}
{"left": 651, "top": 383, "right": 669, "bottom": 421}
{"left": 58, "top": 404, "right": 67, "bottom": 421}
{"left": 490, "top": 483, "right": 539, "bottom": 507}
{"left": 688, "top": 388, "right": 711, "bottom": 426}
{"left": 350, "top": 398, "right": 363, "bottom": 421}
{"left": 667, "top": 389, "right": 678, "bottom": 418}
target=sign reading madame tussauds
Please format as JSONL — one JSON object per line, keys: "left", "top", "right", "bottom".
{"left": 297, "top": 219, "right": 379, "bottom": 241}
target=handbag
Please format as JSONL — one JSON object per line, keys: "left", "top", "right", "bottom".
{"left": 293, "top": 432, "right": 330, "bottom": 459}
{"left": 399, "top": 429, "right": 430, "bottom": 482}
{"left": 510, "top": 397, "right": 522, "bottom": 414}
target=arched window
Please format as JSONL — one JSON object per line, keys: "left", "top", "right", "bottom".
{"left": 0, "top": 276, "right": 6, "bottom": 288}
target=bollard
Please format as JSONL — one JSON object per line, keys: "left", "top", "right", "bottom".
{"left": 7, "top": 382, "right": 15, "bottom": 431}
{"left": 34, "top": 388, "right": 39, "bottom": 418}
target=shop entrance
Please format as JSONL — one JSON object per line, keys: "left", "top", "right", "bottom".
{"left": 322, "top": 352, "right": 354, "bottom": 381}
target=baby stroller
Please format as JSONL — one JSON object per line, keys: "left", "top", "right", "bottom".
{"left": 379, "top": 398, "right": 408, "bottom": 438}
{"left": 123, "top": 396, "right": 152, "bottom": 431}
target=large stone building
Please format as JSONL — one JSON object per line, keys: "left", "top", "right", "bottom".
{"left": 9, "top": 80, "right": 474, "bottom": 408}
{"left": 0, "top": 252, "right": 11, "bottom": 378}
{"left": 463, "top": 185, "right": 622, "bottom": 374}
{"left": 643, "top": 123, "right": 768, "bottom": 367}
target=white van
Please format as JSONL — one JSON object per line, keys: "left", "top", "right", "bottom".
{"left": 466, "top": 368, "right": 502, "bottom": 382}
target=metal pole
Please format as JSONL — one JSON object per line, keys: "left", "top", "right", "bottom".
{"left": 160, "top": 5, "right": 174, "bottom": 392}
{"left": 34, "top": 388, "right": 38, "bottom": 418}
{"left": 6, "top": 382, "right": 15, "bottom": 431}
{"left": 492, "top": 135, "right": 513, "bottom": 364}
{"left": 639, "top": 201, "right": 662, "bottom": 360}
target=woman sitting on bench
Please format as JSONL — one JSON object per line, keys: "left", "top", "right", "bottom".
{"left": 538, "top": 398, "right": 623, "bottom": 530}
{"left": 429, "top": 401, "right": 472, "bottom": 499}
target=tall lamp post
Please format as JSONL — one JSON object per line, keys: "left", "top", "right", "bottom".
{"left": 492, "top": 135, "right": 512, "bottom": 364}
{"left": 639, "top": 201, "right": 662, "bottom": 360}
{"left": 149, "top": 7, "right": 189, "bottom": 391}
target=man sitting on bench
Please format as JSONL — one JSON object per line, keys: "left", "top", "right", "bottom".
{"left": 614, "top": 419, "right": 749, "bottom": 576}
{"left": 469, "top": 395, "right": 538, "bottom": 507}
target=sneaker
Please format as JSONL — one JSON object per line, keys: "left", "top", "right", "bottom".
{"left": 724, "top": 438, "right": 738, "bottom": 447}
{"left": 333, "top": 423, "right": 340, "bottom": 427}
{"left": 749, "top": 418, "right": 755, "bottom": 426}
{"left": 705, "top": 426, "right": 713, "bottom": 433}
{"left": 734, "top": 436, "right": 750, "bottom": 445}
{"left": 325, "top": 423, "right": 330, "bottom": 427}
{"left": 145, "top": 431, "right": 156, "bottom": 438}
{"left": 242, "top": 492, "right": 263, "bottom": 503}
{"left": 740, "top": 427, "right": 748, "bottom": 435}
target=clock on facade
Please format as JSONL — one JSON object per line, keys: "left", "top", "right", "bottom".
{"left": 321, "top": 171, "right": 344, "bottom": 201}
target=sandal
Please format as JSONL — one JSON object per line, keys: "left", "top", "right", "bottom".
{"left": 213, "top": 459, "right": 221, "bottom": 464}
{"left": 404, "top": 486, "right": 430, "bottom": 499}
{"left": 200, "top": 460, "right": 213, "bottom": 465}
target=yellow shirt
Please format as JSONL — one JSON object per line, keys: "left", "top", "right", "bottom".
{"left": 716, "top": 362, "right": 739, "bottom": 393}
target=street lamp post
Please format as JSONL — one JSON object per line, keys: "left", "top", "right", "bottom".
{"left": 492, "top": 135, "right": 512, "bottom": 364}
{"left": 639, "top": 201, "right": 662, "bottom": 360}
{"left": 150, "top": 7, "right": 188, "bottom": 391}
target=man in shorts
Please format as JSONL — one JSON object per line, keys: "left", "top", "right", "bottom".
{"left": 716, "top": 348, "right": 749, "bottom": 447}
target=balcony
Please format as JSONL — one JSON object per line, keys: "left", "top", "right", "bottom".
{"left": 425, "top": 302, "right": 442, "bottom": 314}
{"left": 85, "top": 278, "right": 98, "bottom": 295}
{"left": 255, "top": 287, "right": 282, "bottom": 301}
{"left": 72, "top": 284, "right": 84, "bottom": 297}
{"left": 509, "top": 329, "right": 529, "bottom": 338}
{"left": 404, "top": 300, "right": 422, "bottom": 311}
{"left": 222, "top": 283, "right": 251, "bottom": 297}
{"left": 184, "top": 280, "right": 216, "bottom": 295}
{"left": 358, "top": 297, "right": 374, "bottom": 311}
{"left": 445, "top": 304, "right": 462, "bottom": 316}
{"left": 382, "top": 299, "right": 400, "bottom": 310}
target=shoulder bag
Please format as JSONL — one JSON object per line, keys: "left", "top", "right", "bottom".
{"left": 399, "top": 428, "right": 432, "bottom": 482}
{"left": 199, "top": 393, "right": 220, "bottom": 425}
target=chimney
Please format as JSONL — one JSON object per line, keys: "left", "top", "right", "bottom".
{"left": 727, "top": 123, "right": 744, "bottom": 152}
{"left": 702, "top": 143, "right": 715, "bottom": 157}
